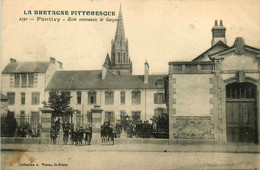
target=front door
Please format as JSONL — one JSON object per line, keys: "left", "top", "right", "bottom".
{"left": 226, "top": 82, "right": 258, "bottom": 143}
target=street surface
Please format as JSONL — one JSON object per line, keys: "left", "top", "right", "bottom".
{"left": 1, "top": 150, "right": 260, "bottom": 170}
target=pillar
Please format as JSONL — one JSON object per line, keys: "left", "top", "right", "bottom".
{"left": 39, "top": 104, "right": 54, "bottom": 144}
{"left": 91, "top": 105, "right": 103, "bottom": 144}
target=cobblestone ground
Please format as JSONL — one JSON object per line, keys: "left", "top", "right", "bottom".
{"left": 2, "top": 150, "right": 260, "bottom": 170}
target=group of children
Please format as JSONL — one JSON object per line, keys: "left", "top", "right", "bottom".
{"left": 68, "top": 127, "right": 92, "bottom": 145}
{"left": 50, "top": 126, "right": 92, "bottom": 145}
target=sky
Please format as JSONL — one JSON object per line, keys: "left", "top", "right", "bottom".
{"left": 1, "top": 0, "right": 260, "bottom": 75}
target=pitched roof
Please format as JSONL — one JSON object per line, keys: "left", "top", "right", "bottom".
{"left": 46, "top": 70, "right": 167, "bottom": 90}
{"left": 46, "top": 70, "right": 102, "bottom": 90}
{"left": 104, "top": 53, "right": 111, "bottom": 66}
{"left": 192, "top": 41, "right": 229, "bottom": 61}
{"left": 209, "top": 38, "right": 260, "bottom": 59}
{"left": 2, "top": 61, "right": 50, "bottom": 74}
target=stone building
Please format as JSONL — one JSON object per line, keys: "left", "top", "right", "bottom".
{"left": 45, "top": 7, "right": 167, "bottom": 127}
{"left": 167, "top": 20, "right": 260, "bottom": 143}
{"left": 1, "top": 57, "right": 62, "bottom": 121}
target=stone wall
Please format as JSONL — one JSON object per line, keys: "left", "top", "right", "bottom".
{"left": 172, "top": 116, "right": 214, "bottom": 139}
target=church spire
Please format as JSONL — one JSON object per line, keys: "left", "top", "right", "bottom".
{"left": 115, "top": 4, "right": 125, "bottom": 41}
{"left": 109, "top": 5, "right": 132, "bottom": 75}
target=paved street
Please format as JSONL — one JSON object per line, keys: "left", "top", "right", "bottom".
{"left": 2, "top": 149, "right": 260, "bottom": 170}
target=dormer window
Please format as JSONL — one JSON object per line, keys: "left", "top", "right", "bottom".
{"left": 156, "top": 79, "right": 164, "bottom": 87}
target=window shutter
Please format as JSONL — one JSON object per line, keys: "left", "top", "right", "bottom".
{"left": 154, "top": 93, "right": 157, "bottom": 104}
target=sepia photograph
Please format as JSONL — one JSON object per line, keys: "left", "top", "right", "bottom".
{"left": 1, "top": 0, "right": 260, "bottom": 169}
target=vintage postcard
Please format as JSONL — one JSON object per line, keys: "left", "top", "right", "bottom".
{"left": 1, "top": 0, "right": 260, "bottom": 169}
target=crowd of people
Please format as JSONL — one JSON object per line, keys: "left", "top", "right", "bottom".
{"left": 50, "top": 114, "right": 169, "bottom": 144}
{"left": 114, "top": 120, "right": 154, "bottom": 138}
{"left": 50, "top": 126, "right": 92, "bottom": 145}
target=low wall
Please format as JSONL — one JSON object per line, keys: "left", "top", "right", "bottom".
{"left": 114, "top": 138, "right": 217, "bottom": 145}
{"left": 1, "top": 137, "right": 51, "bottom": 145}
{"left": 1, "top": 137, "right": 218, "bottom": 145}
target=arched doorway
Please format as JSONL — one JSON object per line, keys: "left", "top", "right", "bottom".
{"left": 226, "top": 82, "right": 258, "bottom": 143}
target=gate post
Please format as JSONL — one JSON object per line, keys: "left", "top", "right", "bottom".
{"left": 39, "top": 104, "right": 54, "bottom": 144}
{"left": 91, "top": 105, "right": 103, "bottom": 144}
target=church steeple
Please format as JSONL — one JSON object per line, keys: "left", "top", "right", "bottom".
{"left": 115, "top": 5, "right": 125, "bottom": 42}
{"left": 110, "top": 5, "right": 132, "bottom": 75}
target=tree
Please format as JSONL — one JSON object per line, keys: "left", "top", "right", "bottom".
{"left": 1, "top": 111, "right": 17, "bottom": 137}
{"left": 48, "top": 89, "right": 74, "bottom": 118}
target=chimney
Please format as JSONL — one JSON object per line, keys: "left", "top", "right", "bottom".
{"left": 144, "top": 61, "right": 149, "bottom": 84}
{"left": 219, "top": 20, "right": 223, "bottom": 26}
{"left": 50, "top": 57, "right": 56, "bottom": 64}
{"left": 211, "top": 20, "right": 227, "bottom": 46}
{"left": 102, "top": 65, "right": 107, "bottom": 80}
{"left": 10, "top": 58, "right": 16, "bottom": 63}
{"left": 214, "top": 20, "right": 218, "bottom": 26}
{"left": 57, "top": 61, "right": 63, "bottom": 69}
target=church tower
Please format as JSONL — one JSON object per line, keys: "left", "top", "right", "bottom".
{"left": 107, "top": 5, "right": 132, "bottom": 75}
{"left": 211, "top": 20, "right": 227, "bottom": 46}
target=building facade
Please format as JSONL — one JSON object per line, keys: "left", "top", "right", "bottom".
{"left": 1, "top": 57, "right": 62, "bottom": 120}
{"left": 45, "top": 8, "right": 167, "bottom": 127}
{"left": 168, "top": 20, "right": 260, "bottom": 143}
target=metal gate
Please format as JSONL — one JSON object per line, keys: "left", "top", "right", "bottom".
{"left": 226, "top": 82, "right": 258, "bottom": 143}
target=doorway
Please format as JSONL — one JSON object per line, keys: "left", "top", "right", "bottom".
{"left": 226, "top": 82, "right": 258, "bottom": 143}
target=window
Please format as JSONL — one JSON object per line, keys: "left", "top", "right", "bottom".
{"left": 28, "top": 73, "right": 34, "bottom": 87}
{"left": 118, "top": 52, "right": 121, "bottom": 63}
{"left": 7, "top": 92, "right": 15, "bottom": 105}
{"left": 154, "top": 92, "right": 165, "bottom": 104}
{"left": 10, "top": 74, "right": 14, "bottom": 87}
{"left": 77, "top": 91, "right": 81, "bottom": 104}
{"left": 120, "top": 91, "right": 125, "bottom": 104}
{"left": 14, "top": 74, "right": 20, "bottom": 87}
{"left": 21, "top": 73, "right": 27, "bottom": 87}
{"left": 31, "top": 92, "right": 40, "bottom": 105}
{"left": 88, "top": 91, "right": 96, "bottom": 104}
{"left": 105, "top": 112, "right": 114, "bottom": 124}
{"left": 154, "top": 108, "right": 167, "bottom": 116}
{"left": 105, "top": 91, "right": 114, "bottom": 105}
{"left": 21, "top": 92, "right": 25, "bottom": 105}
{"left": 132, "top": 111, "right": 141, "bottom": 124}
{"left": 156, "top": 79, "right": 164, "bottom": 87}
{"left": 123, "top": 53, "right": 126, "bottom": 63}
{"left": 132, "top": 90, "right": 141, "bottom": 104}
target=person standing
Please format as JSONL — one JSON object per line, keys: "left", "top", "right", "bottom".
{"left": 85, "top": 126, "right": 92, "bottom": 145}
{"left": 63, "top": 127, "right": 69, "bottom": 145}
{"left": 50, "top": 127, "right": 57, "bottom": 144}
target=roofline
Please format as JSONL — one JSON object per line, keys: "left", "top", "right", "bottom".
{"left": 192, "top": 41, "right": 229, "bottom": 61}
{"left": 209, "top": 44, "right": 260, "bottom": 58}
{"left": 55, "top": 69, "right": 102, "bottom": 72}
{"left": 169, "top": 61, "right": 213, "bottom": 65}
{"left": 45, "top": 87, "right": 165, "bottom": 91}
